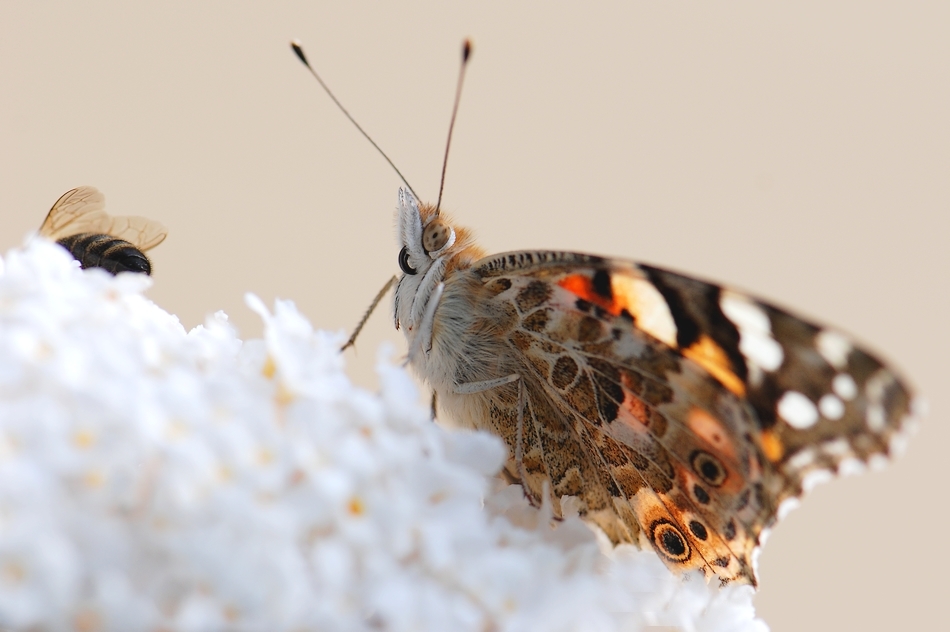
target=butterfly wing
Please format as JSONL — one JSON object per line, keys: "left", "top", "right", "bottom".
{"left": 469, "top": 250, "right": 917, "bottom": 585}
{"left": 39, "top": 186, "right": 168, "bottom": 251}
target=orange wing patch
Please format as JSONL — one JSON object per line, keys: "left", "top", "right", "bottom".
{"left": 558, "top": 271, "right": 678, "bottom": 348}
{"left": 558, "top": 273, "right": 613, "bottom": 311}
{"left": 759, "top": 431, "right": 785, "bottom": 463}
{"left": 682, "top": 334, "right": 746, "bottom": 397}
{"left": 558, "top": 271, "right": 745, "bottom": 396}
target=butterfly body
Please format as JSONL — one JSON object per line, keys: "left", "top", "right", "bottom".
{"left": 392, "top": 189, "right": 917, "bottom": 587}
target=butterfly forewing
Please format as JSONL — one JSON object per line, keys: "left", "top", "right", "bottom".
{"left": 463, "top": 250, "right": 915, "bottom": 585}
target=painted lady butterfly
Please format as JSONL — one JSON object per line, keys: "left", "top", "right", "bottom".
{"left": 293, "top": 38, "right": 920, "bottom": 588}
{"left": 392, "top": 191, "right": 918, "bottom": 586}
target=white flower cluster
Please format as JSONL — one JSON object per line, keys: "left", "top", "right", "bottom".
{"left": 0, "top": 240, "right": 767, "bottom": 632}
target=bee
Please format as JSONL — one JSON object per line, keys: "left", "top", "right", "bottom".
{"left": 39, "top": 186, "right": 167, "bottom": 275}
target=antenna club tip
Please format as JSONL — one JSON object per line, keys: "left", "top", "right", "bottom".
{"left": 462, "top": 39, "right": 472, "bottom": 62}
{"left": 290, "top": 39, "right": 309, "bottom": 66}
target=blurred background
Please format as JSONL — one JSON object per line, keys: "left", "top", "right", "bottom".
{"left": 1, "top": 2, "right": 947, "bottom": 630}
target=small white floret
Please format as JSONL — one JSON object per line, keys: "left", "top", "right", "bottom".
{"left": 0, "top": 241, "right": 769, "bottom": 632}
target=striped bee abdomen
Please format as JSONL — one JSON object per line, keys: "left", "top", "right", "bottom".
{"left": 57, "top": 233, "right": 152, "bottom": 275}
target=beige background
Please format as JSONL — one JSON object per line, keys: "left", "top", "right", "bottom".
{"left": 1, "top": 2, "right": 947, "bottom": 630}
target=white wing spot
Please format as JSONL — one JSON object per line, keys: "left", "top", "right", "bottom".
{"left": 815, "top": 330, "right": 852, "bottom": 369}
{"left": 751, "top": 544, "right": 764, "bottom": 579}
{"left": 822, "top": 438, "right": 851, "bottom": 457}
{"left": 787, "top": 448, "right": 816, "bottom": 469}
{"left": 866, "top": 404, "right": 886, "bottom": 432}
{"left": 837, "top": 458, "right": 866, "bottom": 477}
{"left": 889, "top": 426, "right": 913, "bottom": 457}
{"left": 818, "top": 393, "right": 845, "bottom": 420}
{"left": 868, "top": 454, "right": 890, "bottom": 471}
{"left": 865, "top": 369, "right": 892, "bottom": 403}
{"left": 720, "top": 291, "right": 770, "bottom": 331}
{"left": 747, "top": 363, "right": 765, "bottom": 388}
{"left": 883, "top": 399, "right": 923, "bottom": 458}
{"left": 911, "top": 396, "right": 928, "bottom": 418}
{"left": 832, "top": 373, "right": 858, "bottom": 400}
{"left": 741, "top": 335, "right": 784, "bottom": 372}
{"left": 802, "top": 468, "right": 834, "bottom": 493}
{"left": 777, "top": 391, "right": 819, "bottom": 429}
{"left": 777, "top": 497, "right": 801, "bottom": 521}
{"left": 720, "top": 291, "right": 784, "bottom": 371}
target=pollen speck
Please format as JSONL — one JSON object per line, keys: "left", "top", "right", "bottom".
{"left": 83, "top": 469, "right": 105, "bottom": 488}
{"left": 73, "top": 429, "right": 96, "bottom": 449}
{"left": 261, "top": 356, "right": 277, "bottom": 379}
{"left": 257, "top": 448, "right": 274, "bottom": 466}
{"left": 2, "top": 561, "right": 26, "bottom": 584}
{"left": 223, "top": 604, "right": 240, "bottom": 622}
{"left": 275, "top": 383, "right": 295, "bottom": 405}
{"left": 73, "top": 609, "right": 102, "bottom": 632}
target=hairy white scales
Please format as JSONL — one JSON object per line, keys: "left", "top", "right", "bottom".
{"left": 393, "top": 190, "right": 527, "bottom": 475}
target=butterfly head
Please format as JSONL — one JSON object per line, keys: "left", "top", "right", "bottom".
{"left": 393, "top": 189, "right": 485, "bottom": 335}
{"left": 395, "top": 189, "right": 458, "bottom": 277}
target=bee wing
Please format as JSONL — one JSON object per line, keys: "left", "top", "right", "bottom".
{"left": 39, "top": 186, "right": 168, "bottom": 251}
{"left": 100, "top": 215, "right": 168, "bottom": 251}
{"left": 39, "top": 186, "right": 108, "bottom": 240}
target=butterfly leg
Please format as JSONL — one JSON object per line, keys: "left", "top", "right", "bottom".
{"left": 453, "top": 374, "right": 520, "bottom": 394}
{"left": 340, "top": 275, "right": 397, "bottom": 352}
{"left": 406, "top": 282, "right": 444, "bottom": 365}
{"left": 514, "top": 376, "right": 531, "bottom": 501}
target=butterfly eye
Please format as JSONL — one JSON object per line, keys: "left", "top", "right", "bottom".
{"left": 422, "top": 220, "right": 451, "bottom": 253}
{"left": 398, "top": 246, "right": 418, "bottom": 275}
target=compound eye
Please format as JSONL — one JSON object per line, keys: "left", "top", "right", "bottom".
{"left": 398, "top": 246, "right": 418, "bottom": 275}
{"left": 423, "top": 219, "right": 452, "bottom": 253}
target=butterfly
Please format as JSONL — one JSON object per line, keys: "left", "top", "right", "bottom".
{"left": 289, "top": 37, "right": 919, "bottom": 588}
{"left": 38, "top": 186, "right": 167, "bottom": 275}
{"left": 390, "top": 188, "right": 918, "bottom": 586}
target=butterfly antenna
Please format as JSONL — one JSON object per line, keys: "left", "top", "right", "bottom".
{"left": 290, "top": 40, "right": 417, "bottom": 199}
{"left": 434, "top": 39, "right": 472, "bottom": 217}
